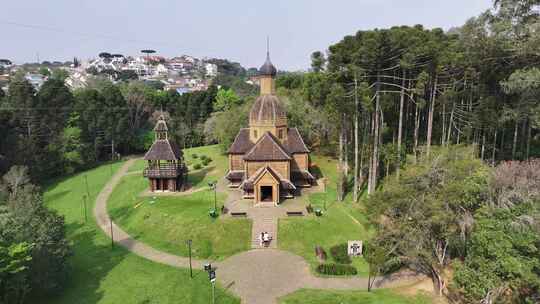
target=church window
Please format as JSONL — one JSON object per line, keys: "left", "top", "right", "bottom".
{"left": 278, "top": 129, "right": 283, "bottom": 139}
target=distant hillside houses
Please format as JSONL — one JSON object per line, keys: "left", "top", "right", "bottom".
{"left": 0, "top": 53, "right": 222, "bottom": 94}
{"left": 80, "top": 53, "right": 218, "bottom": 93}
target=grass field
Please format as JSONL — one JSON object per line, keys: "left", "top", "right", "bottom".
{"left": 43, "top": 161, "right": 239, "bottom": 304}
{"left": 278, "top": 154, "right": 373, "bottom": 275}
{"left": 108, "top": 172, "right": 251, "bottom": 260}
{"left": 279, "top": 289, "right": 431, "bottom": 304}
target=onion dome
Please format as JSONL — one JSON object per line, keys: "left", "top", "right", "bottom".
{"left": 249, "top": 95, "right": 286, "bottom": 125}
{"left": 258, "top": 53, "right": 277, "bottom": 77}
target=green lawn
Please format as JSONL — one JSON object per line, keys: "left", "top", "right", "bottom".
{"left": 279, "top": 154, "right": 374, "bottom": 275}
{"left": 43, "top": 161, "right": 239, "bottom": 304}
{"left": 279, "top": 289, "right": 431, "bottom": 304}
{"left": 108, "top": 172, "right": 251, "bottom": 260}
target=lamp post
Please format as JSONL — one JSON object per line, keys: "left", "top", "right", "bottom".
{"left": 204, "top": 263, "right": 216, "bottom": 304}
{"left": 323, "top": 178, "right": 327, "bottom": 211}
{"left": 208, "top": 181, "right": 217, "bottom": 212}
{"left": 186, "top": 239, "right": 193, "bottom": 278}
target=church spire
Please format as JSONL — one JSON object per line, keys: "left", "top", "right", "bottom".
{"left": 266, "top": 36, "right": 270, "bottom": 59}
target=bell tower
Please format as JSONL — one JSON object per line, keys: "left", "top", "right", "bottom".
{"left": 154, "top": 116, "right": 168, "bottom": 140}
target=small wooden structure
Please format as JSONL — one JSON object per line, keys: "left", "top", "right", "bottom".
{"left": 143, "top": 116, "right": 187, "bottom": 192}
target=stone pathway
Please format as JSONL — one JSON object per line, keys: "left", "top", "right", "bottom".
{"left": 93, "top": 159, "right": 425, "bottom": 304}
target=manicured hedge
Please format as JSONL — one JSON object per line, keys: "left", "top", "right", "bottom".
{"left": 330, "top": 243, "right": 352, "bottom": 264}
{"left": 316, "top": 263, "right": 357, "bottom": 276}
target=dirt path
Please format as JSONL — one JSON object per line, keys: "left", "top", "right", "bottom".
{"left": 93, "top": 159, "right": 425, "bottom": 304}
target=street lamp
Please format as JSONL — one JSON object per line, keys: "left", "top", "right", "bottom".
{"left": 203, "top": 263, "right": 216, "bottom": 304}
{"left": 208, "top": 181, "right": 217, "bottom": 212}
{"left": 186, "top": 239, "right": 193, "bottom": 278}
{"left": 323, "top": 178, "right": 328, "bottom": 211}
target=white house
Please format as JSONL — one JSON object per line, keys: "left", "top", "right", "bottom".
{"left": 205, "top": 63, "right": 218, "bottom": 77}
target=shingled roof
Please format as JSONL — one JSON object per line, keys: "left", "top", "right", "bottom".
{"left": 244, "top": 132, "right": 291, "bottom": 161}
{"left": 228, "top": 128, "right": 310, "bottom": 155}
{"left": 283, "top": 128, "right": 310, "bottom": 153}
{"left": 228, "top": 128, "right": 253, "bottom": 154}
{"left": 241, "top": 166, "right": 296, "bottom": 191}
{"left": 144, "top": 139, "right": 182, "bottom": 160}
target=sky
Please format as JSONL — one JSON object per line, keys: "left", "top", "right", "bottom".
{"left": 1, "top": 0, "right": 493, "bottom": 71}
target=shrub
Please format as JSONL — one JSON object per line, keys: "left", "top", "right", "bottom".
{"left": 200, "top": 155, "right": 208, "bottom": 161}
{"left": 316, "top": 263, "right": 357, "bottom": 276}
{"left": 193, "top": 163, "right": 202, "bottom": 170}
{"left": 201, "top": 158, "right": 211, "bottom": 166}
{"left": 192, "top": 153, "right": 198, "bottom": 159}
{"left": 330, "top": 243, "right": 352, "bottom": 264}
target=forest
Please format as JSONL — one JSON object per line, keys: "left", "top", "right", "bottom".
{"left": 0, "top": 0, "right": 539, "bottom": 303}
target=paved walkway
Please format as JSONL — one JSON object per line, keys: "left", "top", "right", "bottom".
{"left": 93, "top": 159, "right": 425, "bottom": 304}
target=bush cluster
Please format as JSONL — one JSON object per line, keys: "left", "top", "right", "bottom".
{"left": 200, "top": 155, "right": 212, "bottom": 166}
{"left": 316, "top": 263, "right": 357, "bottom": 276}
{"left": 193, "top": 163, "right": 202, "bottom": 170}
{"left": 330, "top": 243, "right": 352, "bottom": 264}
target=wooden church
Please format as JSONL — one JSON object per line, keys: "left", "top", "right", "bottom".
{"left": 143, "top": 116, "right": 187, "bottom": 192}
{"left": 225, "top": 52, "right": 314, "bottom": 204}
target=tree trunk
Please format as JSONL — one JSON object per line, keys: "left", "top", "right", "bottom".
{"left": 441, "top": 97, "right": 446, "bottom": 146}
{"left": 446, "top": 101, "right": 455, "bottom": 146}
{"left": 344, "top": 119, "right": 349, "bottom": 177}
{"left": 526, "top": 119, "right": 531, "bottom": 160}
{"left": 481, "top": 131, "right": 486, "bottom": 160}
{"left": 512, "top": 119, "right": 519, "bottom": 160}
{"left": 426, "top": 75, "right": 438, "bottom": 158}
{"left": 369, "top": 78, "right": 381, "bottom": 195}
{"left": 414, "top": 102, "right": 420, "bottom": 164}
{"left": 353, "top": 76, "right": 359, "bottom": 202}
{"left": 500, "top": 127, "right": 505, "bottom": 159}
{"left": 396, "top": 71, "right": 405, "bottom": 178}
{"left": 368, "top": 111, "right": 374, "bottom": 195}
{"left": 491, "top": 131, "right": 497, "bottom": 166}
{"left": 338, "top": 115, "right": 345, "bottom": 201}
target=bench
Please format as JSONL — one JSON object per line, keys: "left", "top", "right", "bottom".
{"left": 231, "top": 212, "right": 247, "bottom": 217}
{"left": 286, "top": 211, "right": 304, "bottom": 216}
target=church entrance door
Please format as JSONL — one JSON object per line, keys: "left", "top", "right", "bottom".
{"left": 260, "top": 186, "right": 273, "bottom": 202}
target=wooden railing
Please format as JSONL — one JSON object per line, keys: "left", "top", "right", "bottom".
{"left": 143, "top": 164, "right": 185, "bottom": 178}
